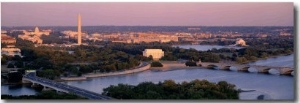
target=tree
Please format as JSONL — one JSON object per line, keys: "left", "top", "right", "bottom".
{"left": 231, "top": 53, "right": 237, "bottom": 61}
{"left": 8, "top": 72, "right": 23, "bottom": 83}
{"left": 7, "top": 63, "right": 15, "bottom": 68}
{"left": 37, "top": 69, "right": 56, "bottom": 80}
{"left": 236, "top": 57, "right": 248, "bottom": 64}
{"left": 17, "top": 69, "right": 25, "bottom": 74}
{"left": 12, "top": 55, "right": 22, "bottom": 61}
{"left": 70, "top": 66, "right": 80, "bottom": 75}
{"left": 40, "top": 33, "right": 65, "bottom": 44}
{"left": 185, "top": 61, "right": 197, "bottom": 66}
{"left": 151, "top": 61, "right": 163, "bottom": 67}
{"left": 30, "top": 57, "right": 53, "bottom": 70}
{"left": 259, "top": 52, "right": 268, "bottom": 58}
{"left": 79, "top": 65, "right": 93, "bottom": 74}
{"left": 1, "top": 56, "right": 8, "bottom": 65}
{"left": 15, "top": 38, "right": 35, "bottom": 50}
{"left": 249, "top": 56, "right": 257, "bottom": 61}
{"left": 15, "top": 61, "right": 24, "bottom": 68}
{"left": 162, "top": 80, "right": 178, "bottom": 92}
{"left": 102, "top": 79, "right": 239, "bottom": 99}
{"left": 77, "top": 72, "right": 82, "bottom": 77}
{"left": 1, "top": 43, "right": 7, "bottom": 48}
{"left": 148, "top": 55, "right": 153, "bottom": 61}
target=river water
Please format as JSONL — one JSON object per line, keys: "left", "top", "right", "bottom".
{"left": 1, "top": 84, "right": 39, "bottom": 96}
{"left": 1, "top": 54, "right": 294, "bottom": 100}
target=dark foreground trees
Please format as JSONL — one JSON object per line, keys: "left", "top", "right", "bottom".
{"left": 151, "top": 61, "right": 163, "bottom": 67}
{"left": 102, "top": 79, "right": 239, "bottom": 99}
{"left": 7, "top": 72, "right": 23, "bottom": 83}
{"left": 185, "top": 61, "right": 197, "bottom": 66}
{"left": 2, "top": 91, "right": 87, "bottom": 99}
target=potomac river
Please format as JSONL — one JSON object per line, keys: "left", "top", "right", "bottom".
{"left": 172, "top": 44, "right": 244, "bottom": 51}
{"left": 2, "top": 54, "right": 294, "bottom": 100}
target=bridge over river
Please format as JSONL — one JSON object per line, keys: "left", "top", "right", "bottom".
{"left": 199, "top": 60, "right": 294, "bottom": 75}
{"left": 23, "top": 72, "right": 114, "bottom": 100}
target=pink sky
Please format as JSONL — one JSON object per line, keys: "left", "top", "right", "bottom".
{"left": 1, "top": 2, "right": 294, "bottom": 26}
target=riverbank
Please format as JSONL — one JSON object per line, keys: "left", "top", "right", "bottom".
{"left": 60, "top": 76, "right": 87, "bottom": 81}
{"left": 59, "top": 62, "right": 151, "bottom": 81}
{"left": 59, "top": 61, "right": 199, "bottom": 81}
{"left": 151, "top": 61, "right": 199, "bottom": 72}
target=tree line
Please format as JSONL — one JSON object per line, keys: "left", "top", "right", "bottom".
{"left": 102, "top": 79, "right": 239, "bottom": 99}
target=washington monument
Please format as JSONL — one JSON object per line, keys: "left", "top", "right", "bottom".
{"left": 78, "top": 14, "right": 82, "bottom": 45}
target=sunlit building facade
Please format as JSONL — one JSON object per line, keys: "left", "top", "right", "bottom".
{"left": 143, "top": 49, "right": 164, "bottom": 60}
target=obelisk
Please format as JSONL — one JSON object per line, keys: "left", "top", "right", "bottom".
{"left": 78, "top": 14, "right": 82, "bottom": 45}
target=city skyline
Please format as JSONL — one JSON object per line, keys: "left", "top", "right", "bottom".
{"left": 1, "top": 2, "right": 294, "bottom": 27}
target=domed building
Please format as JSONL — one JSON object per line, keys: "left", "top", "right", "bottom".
{"left": 235, "top": 38, "right": 247, "bottom": 46}
{"left": 34, "top": 27, "right": 40, "bottom": 36}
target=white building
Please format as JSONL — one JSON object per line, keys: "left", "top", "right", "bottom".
{"left": 18, "top": 27, "right": 51, "bottom": 44}
{"left": 143, "top": 49, "right": 164, "bottom": 60}
{"left": 61, "top": 30, "right": 88, "bottom": 39}
{"left": 1, "top": 34, "right": 16, "bottom": 44}
{"left": 1, "top": 30, "right": 7, "bottom": 34}
{"left": 235, "top": 38, "right": 247, "bottom": 46}
{"left": 280, "top": 32, "right": 291, "bottom": 36}
{"left": 1, "top": 47, "right": 22, "bottom": 57}
{"left": 23, "top": 27, "right": 51, "bottom": 36}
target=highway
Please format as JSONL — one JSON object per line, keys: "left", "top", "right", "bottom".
{"left": 23, "top": 72, "right": 114, "bottom": 100}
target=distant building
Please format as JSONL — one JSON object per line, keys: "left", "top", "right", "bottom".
{"left": 257, "top": 34, "right": 268, "bottom": 38}
{"left": 235, "top": 38, "right": 247, "bottom": 46}
{"left": 1, "top": 30, "right": 7, "bottom": 34}
{"left": 23, "top": 27, "right": 51, "bottom": 36}
{"left": 1, "top": 47, "right": 22, "bottom": 57}
{"left": 194, "top": 33, "right": 212, "bottom": 39}
{"left": 279, "top": 32, "right": 291, "bottom": 36}
{"left": 143, "top": 49, "right": 164, "bottom": 60}
{"left": 18, "top": 27, "right": 51, "bottom": 44}
{"left": 1, "top": 34, "right": 16, "bottom": 44}
{"left": 18, "top": 34, "right": 43, "bottom": 44}
{"left": 128, "top": 33, "right": 178, "bottom": 43}
{"left": 188, "top": 28, "right": 201, "bottom": 31}
{"left": 61, "top": 31, "right": 88, "bottom": 39}
{"left": 1, "top": 31, "right": 21, "bottom": 57}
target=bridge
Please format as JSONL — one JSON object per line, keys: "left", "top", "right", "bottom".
{"left": 250, "top": 65, "right": 294, "bottom": 75}
{"left": 199, "top": 61, "right": 294, "bottom": 75}
{"left": 23, "top": 72, "right": 114, "bottom": 100}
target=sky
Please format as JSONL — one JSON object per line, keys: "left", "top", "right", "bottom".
{"left": 1, "top": 2, "right": 294, "bottom": 26}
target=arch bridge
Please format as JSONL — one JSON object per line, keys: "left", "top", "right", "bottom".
{"left": 199, "top": 61, "right": 294, "bottom": 75}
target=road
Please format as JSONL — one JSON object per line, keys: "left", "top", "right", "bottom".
{"left": 23, "top": 72, "right": 114, "bottom": 100}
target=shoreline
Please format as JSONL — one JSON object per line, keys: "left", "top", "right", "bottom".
{"left": 58, "top": 61, "right": 194, "bottom": 81}
{"left": 59, "top": 62, "right": 151, "bottom": 81}
{"left": 151, "top": 62, "right": 199, "bottom": 72}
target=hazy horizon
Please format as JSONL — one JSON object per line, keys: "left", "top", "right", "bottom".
{"left": 1, "top": 2, "right": 294, "bottom": 27}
